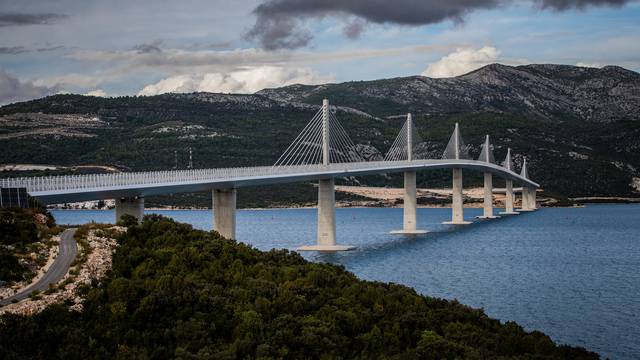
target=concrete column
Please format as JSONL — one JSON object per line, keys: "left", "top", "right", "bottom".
{"left": 213, "top": 188, "right": 236, "bottom": 239}
{"left": 500, "top": 179, "right": 519, "bottom": 215}
{"left": 299, "top": 178, "right": 354, "bottom": 251}
{"left": 115, "top": 196, "right": 144, "bottom": 223}
{"left": 518, "top": 187, "right": 534, "bottom": 212}
{"left": 402, "top": 171, "right": 418, "bottom": 231}
{"left": 317, "top": 178, "right": 336, "bottom": 246}
{"left": 519, "top": 187, "right": 529, "bottom": 211}
{"left": 443, "top": 168, "right": 471, "bottom": 225}
{"left": 391, "top": 171, "right": 427, "bottom": 234}
{"left": 530, "top": 188, "right": 537, "bottom": 210}
{"left": 522, "top": 186, "right": 537, "bottom": 211}
{"left": 477, "top": 172, "right": 499, "bottom": 219}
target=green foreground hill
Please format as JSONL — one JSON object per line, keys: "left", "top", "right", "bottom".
{"left": 0, "top": 215, "right": 598, "bottom": 359}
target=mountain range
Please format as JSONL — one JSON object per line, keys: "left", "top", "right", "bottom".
{"left": 1, "top": 63, "right": 639, "bottom": 204}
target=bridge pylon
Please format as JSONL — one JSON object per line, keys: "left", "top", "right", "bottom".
{"left": 274, "top": 98, "right": 363, "bottom": 167}
{"left": 524, "top": 159, "right": 537, "bottom": 210}
{"left": 384, "top": 112, "right": 424, "bottom": 162}
{"left": 442, "top": 123, "right": 471, "bottom": 225}
{"left": 476, "top": 135, "right": 500, "bottom": 220}
{"left": 298, "top": 99, "right": 355, "bottom": 251}
{"left": 391, "top": 113, "right": 427, "bottom": 234}
{"left": 518, "top": 158, "right": 536, "bottom": 212}
{"left": 499, "top": 148, "right": 520, "bottom": 215}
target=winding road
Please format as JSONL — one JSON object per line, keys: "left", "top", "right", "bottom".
{"left": 0, "top": 228, "right": 77, "bottom": 306}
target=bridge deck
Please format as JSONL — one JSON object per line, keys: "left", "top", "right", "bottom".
{"left": 1, "top": 160, "right": 539, "bottom": 204}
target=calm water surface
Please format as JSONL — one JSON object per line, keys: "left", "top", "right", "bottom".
{"left": 52, "top": 204, "right": 640, "bottom": 359}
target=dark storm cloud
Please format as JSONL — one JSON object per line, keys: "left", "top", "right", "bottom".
{"left": 0, "top": 71, "right": 57, "bottom": 105}
{"left": 246, "top": 14, "right": 312, "bottom": 50}
{"left": 0, "top": 45, "right": 64, "bottom": 55}
{"left": 0, "top": 46, "right": 28, "bottom": 55}
{"left": 342, "top": 19, "right": 366, "bottom": 40}
{"left": 247, "top": 0, "right": 632, "bottom": 49}
{"left": 0, "top": 12, "right": 68, "bottom": 27}
{"left": 132, "top": 40, "right": 163, "bottom": 54}
{"left": 37, "top": 45, "right": 65, "bottom": 52}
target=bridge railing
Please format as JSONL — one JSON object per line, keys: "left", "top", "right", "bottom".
{"left": 1, "top": 162, "right": 393, "bottom": 193}
{"left": 0, "top": 160, "right": 524, "bottom": 193}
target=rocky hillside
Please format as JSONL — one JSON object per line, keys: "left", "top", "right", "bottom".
{"left": 258, "top": 64, "right": 640, "bottom": 122}
{"left": 0, "top": 64, "right": 639, "bottom": 200}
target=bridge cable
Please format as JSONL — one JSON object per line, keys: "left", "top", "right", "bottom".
{"left": 274, "top": 109, "right": 322, "bottom": 166}
{"left": 273, "top": 109, "right": 322, "bottom": 166}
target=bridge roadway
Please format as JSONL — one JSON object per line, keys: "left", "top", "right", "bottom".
{"left": 2, "top": 159, "right": 537, "bottom": 205}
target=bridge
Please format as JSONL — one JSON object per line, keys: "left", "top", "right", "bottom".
{"left": 1, "top": 99, "right": 539, "bottom": 251}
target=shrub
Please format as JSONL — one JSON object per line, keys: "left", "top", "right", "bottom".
{"left": 116, "top": 214, "right": 138, "bottom": 227}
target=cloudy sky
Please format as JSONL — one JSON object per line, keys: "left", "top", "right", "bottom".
{"left": 1, "top": 0, "right": 639, "bottom": 104}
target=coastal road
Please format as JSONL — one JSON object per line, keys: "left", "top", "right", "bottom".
{"left": 0, "top": 228, "right": 77, "bottom": 306}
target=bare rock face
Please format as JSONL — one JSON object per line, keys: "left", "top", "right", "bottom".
{"left": 171, "top": 92, "right": 279, "bottom": 109}
{"left": 414, "top": 142, "right": 446, "bottom": 160}
{"left": 354, "top": 144, "right": 383, "bottom": 161}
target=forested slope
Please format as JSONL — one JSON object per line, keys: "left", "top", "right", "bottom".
{"left": 0, "top": 216, "right": 599, "bottom": 358}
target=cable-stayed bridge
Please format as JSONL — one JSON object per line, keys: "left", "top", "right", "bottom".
{"left": 2, "top": 99, "right": 539, "bottom": 251}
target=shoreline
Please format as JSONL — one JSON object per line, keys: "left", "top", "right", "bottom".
{"left": 45, "top": 185, "right": 640, "bottom": 212}
{"left": 569, "top": 196, "right": 640, "bottom": 203}
{"left": 47, "top": 202, "right": 639, "bottom": 212}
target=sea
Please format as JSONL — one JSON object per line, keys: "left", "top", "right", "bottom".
{"left": 52, "top": 204, "right": 640, "bottom": 359}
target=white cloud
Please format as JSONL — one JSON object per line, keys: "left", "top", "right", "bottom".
{"left": 138, "top": 66, "right": 333, "bottom": 96}
{"left": 138, "top": 75, "right": 198, "bottom": 96}
{"left": 85, "top": 89, "right": 108, "bottom": 97}
{"left": 422, "top": 46, "right": 501, "bottom": 78}
{"left": 576, "top": 62, "right": 604, "bottom": 68}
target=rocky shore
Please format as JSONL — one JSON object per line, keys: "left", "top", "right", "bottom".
{"left": 334, "top": 185, "right": 532, "bottom": 208}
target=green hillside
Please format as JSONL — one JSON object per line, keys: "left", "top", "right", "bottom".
{"left": 0, "top": 216, "right": 598, "bottom": 359}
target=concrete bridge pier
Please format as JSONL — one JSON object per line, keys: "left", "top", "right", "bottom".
{"left": 213, "top": 188, "right": 236, "bottom": 239}
{"left": 115, "top": 196, "right": 144, "bottom": 223}
{"left": 443, "top": 168, "right": 471, "bottom": 225}
{"left": 299, "top": 178, "right": 354, "bottom": 251}
{"left": 520, "top": 187, "right": 529, "bottom": 211}
{"left": 500, "top": 179, "right": 519, "bottom": 215}
{"left": 519, "top": 186, "right": 537, "bottom": 211}
{"left": 477, "top": 172, "right": 499, "bottom": 219}
{"left": 529, "top": 188, "right": 537, "bottom": 210}
{"left": 391, "top": 171, "right": 427, "bottom": 234}
{"left": 518, "top": 187, "right": 535, "bottom": 212}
